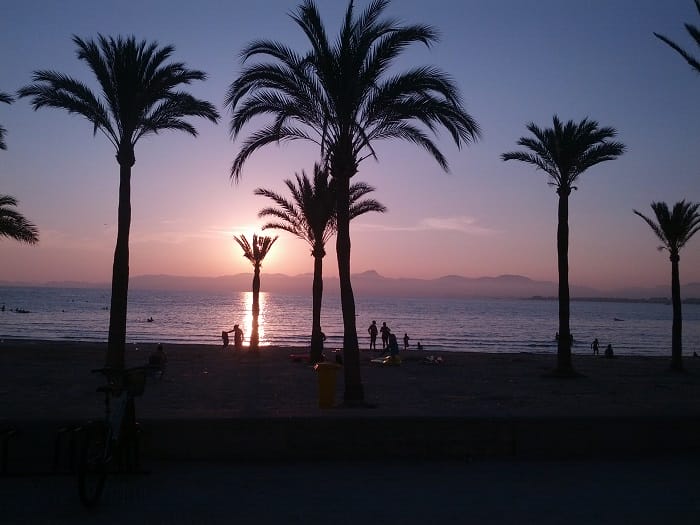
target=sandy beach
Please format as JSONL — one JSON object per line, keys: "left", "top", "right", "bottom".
{"left": 2, "top": 339, "right": 699, "bottom": 420}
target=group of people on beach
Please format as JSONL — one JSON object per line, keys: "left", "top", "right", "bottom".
{"left": 221, "top": 324, "right": 244, "bottom": 350}
{"left": 367, "top": 320, "right": 422, "bottom": 356}
{"left": 556, "top": 332, "right": 615, "bottom": 358}
{"left": 591, "top": 338, "right": 615, "bottom": 359}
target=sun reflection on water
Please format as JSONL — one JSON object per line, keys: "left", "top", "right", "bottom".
{"left": 242, "top": 291, "right": 267, "bottom": 347}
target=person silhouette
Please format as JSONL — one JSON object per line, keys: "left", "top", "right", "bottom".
{"left": 604, "top": 343, "right": 615, "bottom": 359}
{"left": 368, "top": 320, "right": 378, "bottom": 350}
{"left": 591, "top": 338, "right": 600, "bottom": 356}
{"left": 403, "top": 333, "right": 410, "bottom": 350}
{"left": 380, "top": 322, "right": 390, "bottom": 350}
{"left": 233, "top": 324, "right": 244, "bottom": 350}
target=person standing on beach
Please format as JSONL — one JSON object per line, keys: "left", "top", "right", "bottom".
{"left": 591, "top": 338, "right": 600, "bottom": 356}
{"left": 233, "top": 324, "right": 244, "bottom": 350}
{"left": 403, "top": 333, "right": 410, "bottom": 350}
{"left": 380, "top": 322, "right": 390, "bottom": 350}
{"left": 222, "top": 329, "right": 234, "bottom": 347}
{"left": 368, "top": 320, "right": 378, "bottom": 350}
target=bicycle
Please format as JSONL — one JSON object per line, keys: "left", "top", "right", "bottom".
{"left": 77, "top": 366, "right": 146, "bottom": 507}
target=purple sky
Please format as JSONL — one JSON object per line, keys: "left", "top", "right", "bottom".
{"left": 1, "top": 0, "right": 699, "bottom": 291}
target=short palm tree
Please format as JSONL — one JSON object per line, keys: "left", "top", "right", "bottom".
{"left": 0, "top": 194, "right": 39, "bottom": 244}
{"left": 634, "top": 201, "right": 700, "bottom": 372}
{"left": 502, "top": 116, "right": 625, "bottom": 376}
{"left": 255, "top": 163, "right": 386, "bottom": 363}
{"left": 18, "top": 35, "right": 219, "bottom": 370}
{"left": 226, "top": 0, "right": 480, "bottom": 403}
{"left": 0, "top": 91, "right": 12, "bottom": 150}
{"left": 654, "top": 0, "right": 700, "bottom": 74}
{"left": 234, "top": 233, "right": 278, "bottom": 350}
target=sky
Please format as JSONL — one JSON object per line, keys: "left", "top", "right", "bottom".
{"left": 1, "top": 0, "right": 699, "bottom": 292}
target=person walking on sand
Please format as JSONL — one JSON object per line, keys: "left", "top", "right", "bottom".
{"left": 233, "top": 324, "right": 244, "bottom": 350}
{"left": 380, "top": 322, "right": 390, "bottom": 350}
{"left": 368, "top": 320, "right": 378, "bottom": 350}
{"left": 403, "top": 333, "right": 410, "bottom": 350}
{"left": 591, "top": 338, "right": 600, "bottom": 356}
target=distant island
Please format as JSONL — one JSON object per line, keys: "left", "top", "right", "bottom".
{"left": 2, "top": 270, "right": 699, "bottom": 301}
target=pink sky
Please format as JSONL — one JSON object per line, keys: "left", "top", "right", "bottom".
{"left": 1, "top": 0, "right": 699, "bottom": 292}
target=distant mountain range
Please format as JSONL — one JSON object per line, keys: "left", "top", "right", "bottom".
{"left": 3, "top": 270, "right": 700, "bottom": 300}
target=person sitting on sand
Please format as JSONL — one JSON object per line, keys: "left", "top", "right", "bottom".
{"left": 591, "top": 338, "right": 600, "bottom": 356}
{"left": 148, "top": 343, "right": 167, "bottom": 367}
{"left": 233, "top": 324, "right": 244, "bottom": 350}
{"left": 387, "top": 332, "right": 399, "bottom": 357}
{"left": 604, "top": 343, "right": 615, "bottom": 359}
{"left": 416, "top": 341, "right": 423, "bottom": 351}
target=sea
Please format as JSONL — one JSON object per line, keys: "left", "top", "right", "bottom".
{"left": 1, "top": 286, "right": 699, "bottom": 357}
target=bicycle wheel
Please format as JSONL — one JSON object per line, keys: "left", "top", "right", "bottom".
{"left": 77, "top": 421, "right": 109, "bottom": 507}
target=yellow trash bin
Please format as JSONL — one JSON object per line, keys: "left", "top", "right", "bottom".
{"left": 314, "top": 362, "right": 340, "bottom": 408}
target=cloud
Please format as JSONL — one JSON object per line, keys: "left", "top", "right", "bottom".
{"left": 354, "top": 215, "right": 497, "bottom": 236}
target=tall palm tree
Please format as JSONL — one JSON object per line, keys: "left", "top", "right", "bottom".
{"left": 255, "top": 163, "right": 386, "bottom": 363}
{"left": 502, "top": 116, "right": 625, "bottom": 376}
{"left": 18, "top": 35, "right": 219, "bottom": 370}
{"left": 0, "top": 194, "right": 39, "bottom": 244}
{"left": 634, "top": 201, "right": 700, "bottom": 372}
{"left": 0, "top": 91, "right": 12, "bottom": 150}
{"left": 226, "top": 0, "right": 480, "bottom": 403}
{"left": 654, "top": 0, "right": 700, "bottom": 74}
{"left": 233, "top": 233, "right": 278, "bottom": 350}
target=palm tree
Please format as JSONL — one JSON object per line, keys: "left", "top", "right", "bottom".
{"left": 18, "top": 35, "right": 219, "bottom": 370}
{"left": 654, "top": 0, "right": 700, "bottom": 74}
{"left": 634, "top": 201, "right": 700, "bottom": 372}
{"left": 0, "top": 91, "right": 12, "bottom": 150}
{"left": 502, "top": 116, "right": 625, "bottom": 376}
{"left": 0, "top": 194, "right": 39, "bottom": 244}
{"left": 255, "top": 163, "right": 386, "bottom": 363}
{"left": 225, "top": 0, "right": 480, "bottom": 403}
{"left": 233, "top": 233, "right": 278, "bottom": 350}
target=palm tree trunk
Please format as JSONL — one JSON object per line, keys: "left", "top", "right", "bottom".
{"left": 670, "top": 253, "right": 683, "bottom": 371}
{"left": 335, "top": 174, "right": 363, "bottom": 403}
{"left": 106, "top": 155, "right": 133, "bottom": 370}
{"left": 251, "top": 266, "right": 260, "bottom": 350}
{"left": 310, "top": 250, "right": 324, "bottom": 363}
{"left": 556, "top": 189, "right": 573, "bottom": 375}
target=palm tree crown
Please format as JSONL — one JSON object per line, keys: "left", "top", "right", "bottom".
{"left": 654, "top": 0, "right": 700, "bottom": 74}
{"left": 501, "top": 115, "right": 626, "bottom": 194}
{"left": 225, "top": 0, "right": 481, "bottom": 179}
{"left": 234, "top": 233, "right": 279, "bottom": 269}
{"left": 255, "top": 164, "right": 386, "bottom": 255}
{"left": 0, "top": 194, "right": 39, "bottom": 245}
{"left": 634, "top": 200, "right": 700, "bottom": 258}
{"left": 0, "top": 91, "right": 13, "bottom": 150}
{"left": 19, "top": 34, "right": 219, "bottom": 160}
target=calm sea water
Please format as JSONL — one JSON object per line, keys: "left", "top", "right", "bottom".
{"left": 1, "top": 286, "right": 699, "bottom": 356}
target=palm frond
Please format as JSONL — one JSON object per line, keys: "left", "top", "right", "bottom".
{"left": 20, "top": 34, "right": 218, "bottom": 153}
{"left": 503, "top": 115, "right": 624, "bottom": 191}
{"left": 0, "top": 194, "right": 39, "bottom": 244}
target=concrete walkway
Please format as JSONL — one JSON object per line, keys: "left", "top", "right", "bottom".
{"left": 2, "top": 458, "right": 699, "bottom": 524}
